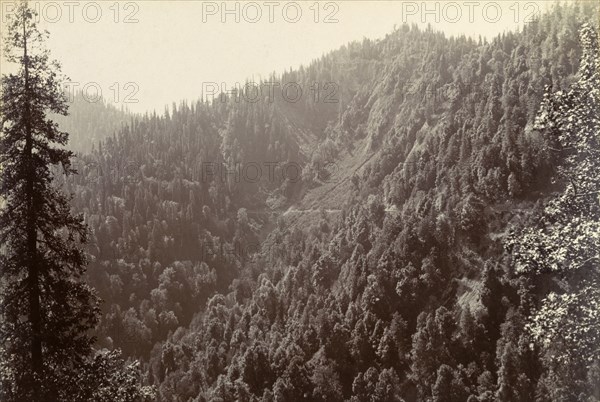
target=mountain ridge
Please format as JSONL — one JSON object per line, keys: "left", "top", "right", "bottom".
{"left": 56, "top": 3, "right": 599, "bottom": 400}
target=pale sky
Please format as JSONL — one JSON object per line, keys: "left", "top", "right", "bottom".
{"left": 0, "top": 0, "right": 557, "bottom": 114}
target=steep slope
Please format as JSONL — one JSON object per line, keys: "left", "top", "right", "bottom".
{"left": 59, "top": 2, "right": 599, "bottom": 401}
{"left": 138, "top": 4, "right": 597, "bottom": 401}
{"left": 53, "top": 91, "right": 134, "bottom": 153}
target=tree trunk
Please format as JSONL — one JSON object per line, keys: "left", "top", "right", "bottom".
{"left": 23, "top": 17, "right": 43, "bottom": 401}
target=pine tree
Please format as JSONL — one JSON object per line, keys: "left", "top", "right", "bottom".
{"left": 0, "top": 2, "right": 142, "bottom": 401}
{"left": 508, "top": 23, "right": 600, "bottom": 399}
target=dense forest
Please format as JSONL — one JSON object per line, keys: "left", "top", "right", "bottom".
{"left": 13, "top": 1, "right": 599, "bottom": 401}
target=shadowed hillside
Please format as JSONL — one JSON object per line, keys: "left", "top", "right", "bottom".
{"left": 56, "top": 2, "right": 600, "bottom": 400}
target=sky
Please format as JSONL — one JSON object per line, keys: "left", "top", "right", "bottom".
{"left": 0, "top": 0, "right": 557, "bottom": 114}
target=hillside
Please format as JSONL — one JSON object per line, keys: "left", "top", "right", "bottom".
{"left": 53, "top": 91, "right": 134, "bottom": 153}
{"left": 57, "top": 3, "right": 600, "bottom": 401}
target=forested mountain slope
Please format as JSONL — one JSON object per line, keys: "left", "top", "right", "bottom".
{"left": 62, "top": 3, "right": 599, "bottom": 401}
{"left": 53, "top": 91, "right": 133, "bottom": 153}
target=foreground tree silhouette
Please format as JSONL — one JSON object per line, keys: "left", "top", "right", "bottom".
{"left": 0, "top": 2, "right": 153, "bottom": 401}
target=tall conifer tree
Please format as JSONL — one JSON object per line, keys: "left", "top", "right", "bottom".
{"left": 0, "top": 2, "right": 100, "bottom": 400}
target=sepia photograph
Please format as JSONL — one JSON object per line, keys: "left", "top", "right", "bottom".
{"left": 0, "top": 0, "right": 599, "bottom": 401}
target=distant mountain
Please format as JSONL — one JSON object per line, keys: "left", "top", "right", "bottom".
{"left": 58, "top": 2, "right": 599, "bottom": 400}
{"left": 54, "top": 91, "right": 134, "bottom": 153}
